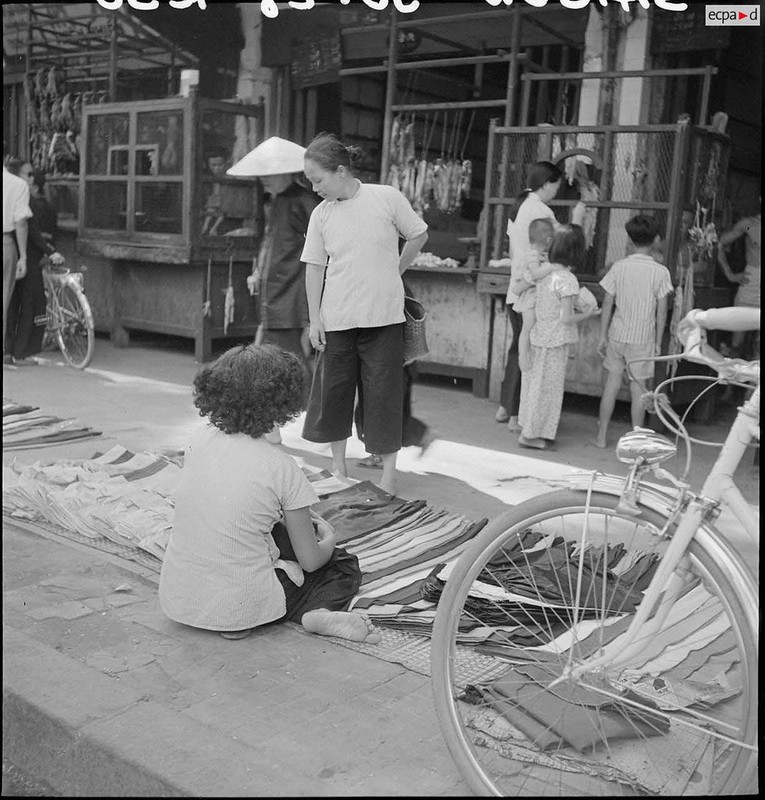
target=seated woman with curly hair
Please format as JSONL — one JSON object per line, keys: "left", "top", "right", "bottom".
{"left": 159, "top": 343, "right": 380, "bottom": 643}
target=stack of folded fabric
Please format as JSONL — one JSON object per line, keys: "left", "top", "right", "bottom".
{"left": 311, "top": 482, "right": 489, "bottom": 624}
{"left": 3, "top": 398, "right": 102, "bottom": 450}
{"left": 2, "top": 446, "right": 360, "bottom": 566}
{"left": 464, "top": 661, "right": 669, "bottom": 753}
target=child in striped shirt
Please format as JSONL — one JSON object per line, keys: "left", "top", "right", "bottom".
{"left": 593, "top": 215, "right": 673, "bottom": 448}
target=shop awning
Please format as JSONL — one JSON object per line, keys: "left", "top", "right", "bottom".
{"left": 3, "top": 3, "right": 198, "bottom": 85}
{"left": 262, "top": 3, "right": 589, "bottom": 67}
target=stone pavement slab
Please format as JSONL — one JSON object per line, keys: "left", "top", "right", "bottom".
{"left": 3, "top": 522, "right": 469, "bottom": 796}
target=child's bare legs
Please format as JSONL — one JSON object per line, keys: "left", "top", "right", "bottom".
{"left": 377, "top": 451, "right": 398, "bottom": 495}
{"left": 302, "top": 609, "right": 381, "bottom": 643}
{"left": 593, "top": 369, "right": 622, "bottom": 448}
{"left": 330, "top": 439, "right": 348, "bottom": 477}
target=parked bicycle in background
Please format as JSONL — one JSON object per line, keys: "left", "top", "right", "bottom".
{"left": 432, "top": 306, "right": 759, "bottom": 796}
{"left": 41, "top": 256, "right": 95, "bottom": 370}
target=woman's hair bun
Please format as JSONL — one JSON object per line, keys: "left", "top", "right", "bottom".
{"left": 345, "top": 144, "right": 364, "bottom": 168}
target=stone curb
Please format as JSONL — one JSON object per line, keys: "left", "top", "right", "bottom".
{"left": 2, "top": 627, "right": 318, "bottom": 797}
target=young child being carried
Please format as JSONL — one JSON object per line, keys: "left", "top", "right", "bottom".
{"left": 158, "top": 343, "right": 381, "bottom": 644}
{"left": 593, "top": 214, "right": 673, "bottom": 449}
{"left": 509, "top": 216, "right": 556, "bottom": 321}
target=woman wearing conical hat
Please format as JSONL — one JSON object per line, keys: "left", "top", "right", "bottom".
{"left": 228, "top": 137, "right": 320, "bottom": 388}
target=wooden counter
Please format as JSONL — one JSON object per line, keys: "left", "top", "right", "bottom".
{"left": 405, "top": 266, "right": 490, "bottom": 396}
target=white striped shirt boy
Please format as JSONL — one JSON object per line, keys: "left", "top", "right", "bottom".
{"left": 600, "top": 253, "right": 673, "bottom": 345}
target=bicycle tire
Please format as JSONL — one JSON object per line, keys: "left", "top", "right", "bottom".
{"left": 55, "top": 279, "right": 94, "bottom": 369}
{"left": 431, "top": 489, "right": 758, "bottom": 797}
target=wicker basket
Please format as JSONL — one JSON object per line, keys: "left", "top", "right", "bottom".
{"left": 403, "top": 296, "right": 429, "bottom": 364}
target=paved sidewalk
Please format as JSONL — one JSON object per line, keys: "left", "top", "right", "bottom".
{"left": 3, "top": 339, "right": 758, "bottom": 795}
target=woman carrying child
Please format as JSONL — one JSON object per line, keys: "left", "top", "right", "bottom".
{"left": 497, "top": 161, "right": 584, "bottom": 432}
{"left": 159, "top": 343, "right": 380, "bottom": 644}
{"left": 517, "top": 225, "right": 599, "bottom": 449}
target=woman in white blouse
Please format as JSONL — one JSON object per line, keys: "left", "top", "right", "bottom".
{"left": 496, "top": 161, "right": 584, "bottom": 432}
{"left": 300, "top": 133, "right": 428, "bottom": 495}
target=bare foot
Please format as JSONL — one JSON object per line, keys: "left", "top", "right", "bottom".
{"left": 378, "top": 478, "right": 396, "bottom": 495}
{"left": 301, "top": 610, "right": 381, "bottom": 643}
{"left": 507, "top": 416, "right": 521, "bottom": 433}
{"left": 588, "top": 437, "right": 608, "bottom": 449}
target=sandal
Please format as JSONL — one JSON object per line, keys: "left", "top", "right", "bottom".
{"left": 357, "top": 454, "right": 383, "bottom": 469}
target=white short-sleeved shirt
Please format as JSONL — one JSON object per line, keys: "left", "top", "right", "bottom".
{"left": 300, "top": 183, "right": 428, "bottom": 331}
{"left": 600, "top": 254, "right": 673, "bottom": 345}
{"left": 505, "top": 192, "right": 557, "bottom": 306}
{"left": 158, "top": 424, "right": 319, "bottom": 631}
{"left": 3, "top": 167, "right": 32, "bottom": 234}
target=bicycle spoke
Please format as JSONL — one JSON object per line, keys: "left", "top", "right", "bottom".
{"left": 432, "top": 491, "right": 757, "bottom": 796}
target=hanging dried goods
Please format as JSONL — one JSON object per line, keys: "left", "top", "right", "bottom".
{"left": 386, "top": 111, "right": 472, "bottom": 217}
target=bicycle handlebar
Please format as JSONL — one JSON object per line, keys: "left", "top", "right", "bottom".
{"left": 679, "top": 309, "right": 759, "bottom": 384}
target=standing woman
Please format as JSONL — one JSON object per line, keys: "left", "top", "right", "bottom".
{"left": 496, "top": 161, "right": 584, "bottom": 432}
{"left": 517, "top": 224, "right": 597, "bottom": 448}
{"left": 227, "top": 137, "right": 320, "bottom": 389}
{"left": 301, "top": 133, "right": 428, "bottom": 495}
{"left": 5, "top": 165, "right": 63, "bottom": 364}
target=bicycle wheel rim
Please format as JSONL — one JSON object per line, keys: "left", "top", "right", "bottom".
{"left": 431, "top": 489, "right": 757, "bottom": 797}
{"left": 55, "top": 282, "right": 94, "bottom": 369}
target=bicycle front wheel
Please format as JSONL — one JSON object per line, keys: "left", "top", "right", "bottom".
{"left": 55, "top": 280, "right": 94, "bottom": 369}
{"left": 431, "top": 489, "right": 758, "bottom": 796}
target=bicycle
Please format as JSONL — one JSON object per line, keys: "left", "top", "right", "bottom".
{"left": 431, "top": 308, "right": 758, "bottom": 796}
{"left": 41, "top": 258, "right": 95, "bottom": 370}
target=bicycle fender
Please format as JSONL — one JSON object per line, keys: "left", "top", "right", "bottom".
{"left": 558, "top": 472, "right": 758, "bottom": 615}
{"left": 557, "top": 471, "right": 681, "bottom": 518}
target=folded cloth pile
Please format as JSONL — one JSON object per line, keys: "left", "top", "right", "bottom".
{"left": 464, "top": 661, "right": 669, "bottom": 753}
{"left": 312, "top": 481, "right": 488, "bottom": 621}
{"left": 3, "top": 399, "right": 101, "bottom": 450}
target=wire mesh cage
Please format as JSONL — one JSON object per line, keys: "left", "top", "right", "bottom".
{"left": 481, "top": 120, "right": 729, "bottom": 282}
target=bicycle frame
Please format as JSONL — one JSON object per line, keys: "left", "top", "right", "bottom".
{"left": 558, "top": 383, "right": 759, "bottom": 681}
{"left": 44, "top": 268, "right": 84, "bottom": 333}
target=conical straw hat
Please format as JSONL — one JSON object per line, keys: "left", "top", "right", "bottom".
{"left": 227, "top": 136, "right": 306, "bottom": 177}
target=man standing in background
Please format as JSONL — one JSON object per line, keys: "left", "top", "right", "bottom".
{"left": 3, "top": 141, "right": 32, "bottom": 361}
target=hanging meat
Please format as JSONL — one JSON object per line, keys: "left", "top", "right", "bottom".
{"left": 460, "top": 160, "right": 472, "bottom": 200}
{"left": 50, "top": 96, "right": 63, "bottom": 131}
{"left": 46, "top": 67, "right": 62, "bottom": 98}
{"left": 38, "top": 97, "right": 51, "bottom": 129}
{"left": 24, "top": 76, "right": 38, "bottom": 128}
{"left": 34, "top": 68, "right": 47, "bottom": 99}
{"left": 59, "top": 93, "right": 74, "bottom": 131}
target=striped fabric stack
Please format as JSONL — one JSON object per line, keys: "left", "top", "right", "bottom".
{"left": 311, "top": 482, "right": 488, "bottom": 627}
{"left": 3, "top": 446, "right": 488, "bottom": 630}
{"left": 3, "top": 398, "right": 102, "bottom": 450}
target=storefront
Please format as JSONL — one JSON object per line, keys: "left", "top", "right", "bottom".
{"left": 4, "top": 3, "right": 759, "bottom": 375}
{"left": 261, "top": 2, "right": 758, "bottom": 406}
{"left": 3, "top": 3, "right": 262, "bottom": 360}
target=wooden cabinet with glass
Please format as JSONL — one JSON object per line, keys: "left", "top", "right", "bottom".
{"left": 75, "top": 96, "right": 265, "bottom": 361}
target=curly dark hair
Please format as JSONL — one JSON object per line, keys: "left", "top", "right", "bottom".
{"left": 193, "top": 344, "right": 306, "bottom": 438}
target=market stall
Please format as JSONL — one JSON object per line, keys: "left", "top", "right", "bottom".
{"left": 77, "top": 95, "right": 264, "bottom": 361}
{"left": 4, "top": 3, "right": 263, "bottom": 360}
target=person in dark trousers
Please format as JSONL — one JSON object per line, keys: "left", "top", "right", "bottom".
{"left": 5, "top": 164, "right": 63, "bottom": 364}
{"left": 227, "top": 136, "right": 321, "bottom": 444}
{"left": 301, "top": 133, "right": 428, "bottom": 495}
